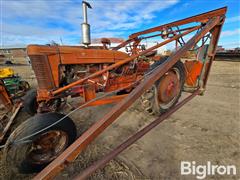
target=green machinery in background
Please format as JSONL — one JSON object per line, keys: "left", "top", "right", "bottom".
{"left": 0, "top": 68, "right": 30, "bottom": 97}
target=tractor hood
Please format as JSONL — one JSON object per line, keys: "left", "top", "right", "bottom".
{"left": 27, "top": 45, "right": 128, "bottom": 64}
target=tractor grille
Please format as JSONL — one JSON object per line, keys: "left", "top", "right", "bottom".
{"left": 29, "top": 55, "right": 55, "bottom": 90}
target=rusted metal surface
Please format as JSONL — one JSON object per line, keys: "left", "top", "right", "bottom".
{"left": 33, "top": 11, "right": 224, "bottom": 179}
{"left": 74, "top": 90, "right": 200, "bottom": 180}
{"left": 202, "top": 24, "right": 224, "bottom": 88}
{"left": 51, "top": 26, "right": 198, "bottom": 97}
{"left": 30, "top": 55, "right": 56, "bottom": 90}
{"left": 127, "top": 7, "right": 226, "bottom": 40}
{"left": 28, "top": 45, "right": 129, "bottom": 93}
{"left": 81, "top": 94, "right": 127, "bottom": 107}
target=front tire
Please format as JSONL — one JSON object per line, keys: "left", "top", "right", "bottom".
{"left": 3, "top": 112, "right": 77, "bottom": 174}
{"left": 23, "top": 89, "right": 37, "bottom": 115}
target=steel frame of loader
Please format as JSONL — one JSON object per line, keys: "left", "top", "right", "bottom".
{"left": 32, "top": 7, "right": 227, "bottom": 179}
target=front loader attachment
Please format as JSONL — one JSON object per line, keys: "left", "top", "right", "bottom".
{"left": 32, "top": 6, "right": 226, "bottom": 179}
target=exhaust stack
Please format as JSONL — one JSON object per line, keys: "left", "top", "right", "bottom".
{"left": 81, "top": 1, "right": 92, "bottom": 46}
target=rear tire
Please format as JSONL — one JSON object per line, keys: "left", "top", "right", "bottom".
{"left": 23, "top": 89, "right": 37, "bottom": 115}
{"left": 142, "top": 59, "right": 185, "bottom": 115}
{"left": 3, "top": 112, "right": 77, "bottom": 174}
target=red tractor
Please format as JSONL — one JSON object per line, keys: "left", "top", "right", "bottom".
{"left": 2, "top": 1, "right": 226, "bottom": 178}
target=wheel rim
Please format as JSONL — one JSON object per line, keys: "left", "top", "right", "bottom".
{"left": 157, "top": 67, "right": 181, "bottom": 109}
{"left": 26, "top": 130, "right": 68, "bottom": 164}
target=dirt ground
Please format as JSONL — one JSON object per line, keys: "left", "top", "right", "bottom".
{"left": 0, "top": 59, "right": 239, "bottom": 179}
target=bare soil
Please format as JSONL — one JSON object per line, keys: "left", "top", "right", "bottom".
{"left": 0, "top": 59, "right": 239, "bottom": 179}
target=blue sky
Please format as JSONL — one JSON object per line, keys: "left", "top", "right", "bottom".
{"left": 1, "top": 0, "right": 239, "bottom": 48}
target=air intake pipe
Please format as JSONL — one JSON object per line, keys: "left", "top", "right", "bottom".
{"left": 81, "top": 1, "right": 92, "bottom": 46}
